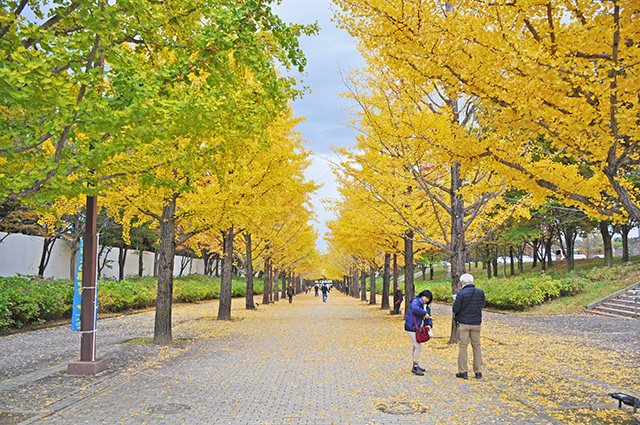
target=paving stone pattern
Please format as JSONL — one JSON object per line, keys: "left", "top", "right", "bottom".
{"left": 0, "top": 293, "right": 638, "bottom": 425}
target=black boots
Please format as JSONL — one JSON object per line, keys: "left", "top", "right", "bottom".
{"left": 455, "top": 372, "right": 482, "bottom": 379}
{"left": 411, "top": 364, "right": 424, "bottom": 376}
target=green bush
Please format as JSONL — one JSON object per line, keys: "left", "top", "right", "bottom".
{"left": 414, "top": 272, "right": 587, "bottom": 311}
{"left": 174, "top": 276, "right": 218, "bottom": 302}
{"left": 0, "top": 276, "right": 73, "bottom": 330}
{"left": 480, "top": 274, "right": 587, "bottom": 310}
{"left": 98, "top": 278, "right": 156, "bottom": 312}
{"left": 0, "top": 273, "right": 268, "bottom": 331}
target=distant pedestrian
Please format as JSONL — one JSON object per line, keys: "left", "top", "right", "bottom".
{"left": 321, "top": 284, "right": 329, "bottom": 302}
{"left": 452, "top": 273, "right": 485, "bottom": 380}
{"left": 286, "top": 285, "right": 294, "bottom": 303}
{"left": 404, "top": 289, "right": 433, "bottom": 376}
{"left": 393, "top": 285, "right": 404, "bottom": 314}
{"left": 314, "top": 285, "right": 319, "bottom": 297}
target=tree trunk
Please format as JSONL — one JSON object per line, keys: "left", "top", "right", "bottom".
{"left": 621, "top": 223, "right": 630, "bottom": 262}
{"left": 97, "top": 244, "right": 111, "bottom": 279}
{"left": 217, "top": 226, "right": 234, "bottom": 320}
{"left": 117, "top": 246, "right": 127, "bottom": 281}
{"left": 392, "top": 254, "right": 398, "bottom": 291}
{"left": 501, "top": 256, "right": 507, "bottom": 278}
{"left": 545, "top": 235, "right": 554, "bottom": 268}
{"left": 69, "top": 241, "right": 80, "bottom": 280}
{"left": 599, "top": 220, "right": 614, "bottom": 267}
{"left": 262, "top": 257, "right": 271, "bottom": 305}
{"left": 360, "top": 268, "right": 367, "bottom": 301}
{"left": 381, "top": 253, "right": 391, "bottom": 309}
{"left": 154, "top": 196, "right": 177, "bottom": 345}
{"left": 563, "top": 227, "right": 577, "bottom": 272}
{"left": 509, "top": 246, "right": 515, "bottom": 276}
{"left": 244, "top": 233, "right": 255, "bottom": 309}
{"left": 403, "top": 231, "right": 415, "bottom": 319}
{"left": 282, "top": 271, "right": 287, "bottom": 299}
{"left": 138, "top": 249, "right": 144, "bottom": 277}
{"left": 201, "top": 250, "right": 209, "bottom": 275}
{"left": 179, "top": 256, "right": 189, "bottom": 277}
{"left": 273, "top": 268, "right": 280, "bottom": 302}
{"left": 270, "top": 263, "right": 275, "bottom": 302}
{"left": 352, "top": 268, "right": 359, "bottom": 299}
{"left": 492, "top": 256, "right": 498, "bottom": 278}
{"left": 369, "top": 265, "right": 376, "bottom": 305}
{"left": 449, "top": 160, "right": 467, "bottom": 343}
{"left": 37, "top": 237, "right": 56, "bottom": 277}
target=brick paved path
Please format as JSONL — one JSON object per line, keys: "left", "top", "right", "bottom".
{"left": 0, "top": 292, "right": 638, "bottom": 424}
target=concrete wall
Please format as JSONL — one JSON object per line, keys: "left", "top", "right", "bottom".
{"left": 0, "top": 232, "right": 204, "bottom": 280}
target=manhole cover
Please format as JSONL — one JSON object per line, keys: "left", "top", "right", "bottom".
{"left": 378, "top": 401, "right": 427, "bottom": 415}
{"left": 147, "top": 403, "right": 191, "bottom": 415}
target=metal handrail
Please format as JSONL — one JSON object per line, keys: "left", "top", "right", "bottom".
{"left": 627, "top": 290, "right": 640, "bottom": 318}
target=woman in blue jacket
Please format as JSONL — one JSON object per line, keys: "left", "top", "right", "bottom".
{"left": 404, "top": 289, "right": 433, "bottom": 376}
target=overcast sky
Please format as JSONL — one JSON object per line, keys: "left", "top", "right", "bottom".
{"left": 273, "top": 0, "right": 364, "bottom": 253}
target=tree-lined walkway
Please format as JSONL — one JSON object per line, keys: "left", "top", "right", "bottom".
{"left": 0, "top": 293, "right": 638, "bottom": 424}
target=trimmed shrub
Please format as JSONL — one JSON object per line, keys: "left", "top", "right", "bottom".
{"left": 415, "top": 273, "right": 587, "bottom": 311}
{"left": 174, "top": 276, "right": 218, "bottom": 302}
{"left": 0, "top": 273, "right": 280, "bottom": 331}
{"left": 0, "top": 276, "right": 73, "bottom": 330}
{"left": 97, "top": 278, "right": 156, "bottom": 312}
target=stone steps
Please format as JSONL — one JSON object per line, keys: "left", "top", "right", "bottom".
{"left": 587, "top": 283, "right": 640, "bottom": 320}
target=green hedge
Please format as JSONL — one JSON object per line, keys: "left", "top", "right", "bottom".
{"left": 0, "top": 274, "right": 266, "bottom": 331}
{"left": 414, "top": 273, "right": 587, "bottom": 311}
{"left": 98, "top": 277, "right": 156, "bottom": 312}
{"left": 0, "top": 276, "right": 74, "bottom": 330}
{"left": 480, "top": 274, "right": 586, "bottom": 310}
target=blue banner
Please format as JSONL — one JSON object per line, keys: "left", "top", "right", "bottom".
{"left": 71, "top": 238, "right": 83, "bottom": 331}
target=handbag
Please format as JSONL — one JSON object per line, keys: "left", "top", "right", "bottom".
{"left": 413, "top": 315, "right": 431, "bottom": 343}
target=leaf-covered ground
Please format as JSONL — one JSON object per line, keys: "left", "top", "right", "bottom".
{"left": 0, "top": 292, "right": 638, "bottom": 424}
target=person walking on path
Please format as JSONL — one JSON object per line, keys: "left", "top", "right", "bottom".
{"left": 321, "top": 283, "right": 329, "bottom": 302}
{"left": 452, "top": 273, "right": 485, "bottom": 380}
{"left": 404, "top": 289, "right": 433, "bottom": 376}
{"left": 286, "top": 285, "right": 294, "bottom": 303}
{"left": 393, "top": 285, "right": 404, "bottom": 314}
{"left": 314, "top": 285, "right": 319, "bottom": 297}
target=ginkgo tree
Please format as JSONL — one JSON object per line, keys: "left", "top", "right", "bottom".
{"left": 333, "top": 61, "right": 529, "bottom": 298}
{"left": 1, "top": 0, "right": 317, "bottom": 345}
{"left": 192, "top": 110, "right": 319, "bottom": 319}
{"left": 325, "top": 181, "right": 399, "bottom": 304}
{"left": 101, "top": 104, "right": 318, "bottom": 343}
{"left": 0, "top": 0, "right": 315, "bottom": 202}
{"left": 333, "top": 0, "right": 639, "bottom": 222}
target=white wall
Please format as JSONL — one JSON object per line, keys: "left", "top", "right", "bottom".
{"left": 0, "top": 232, "right": 204, "bottom": 280}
